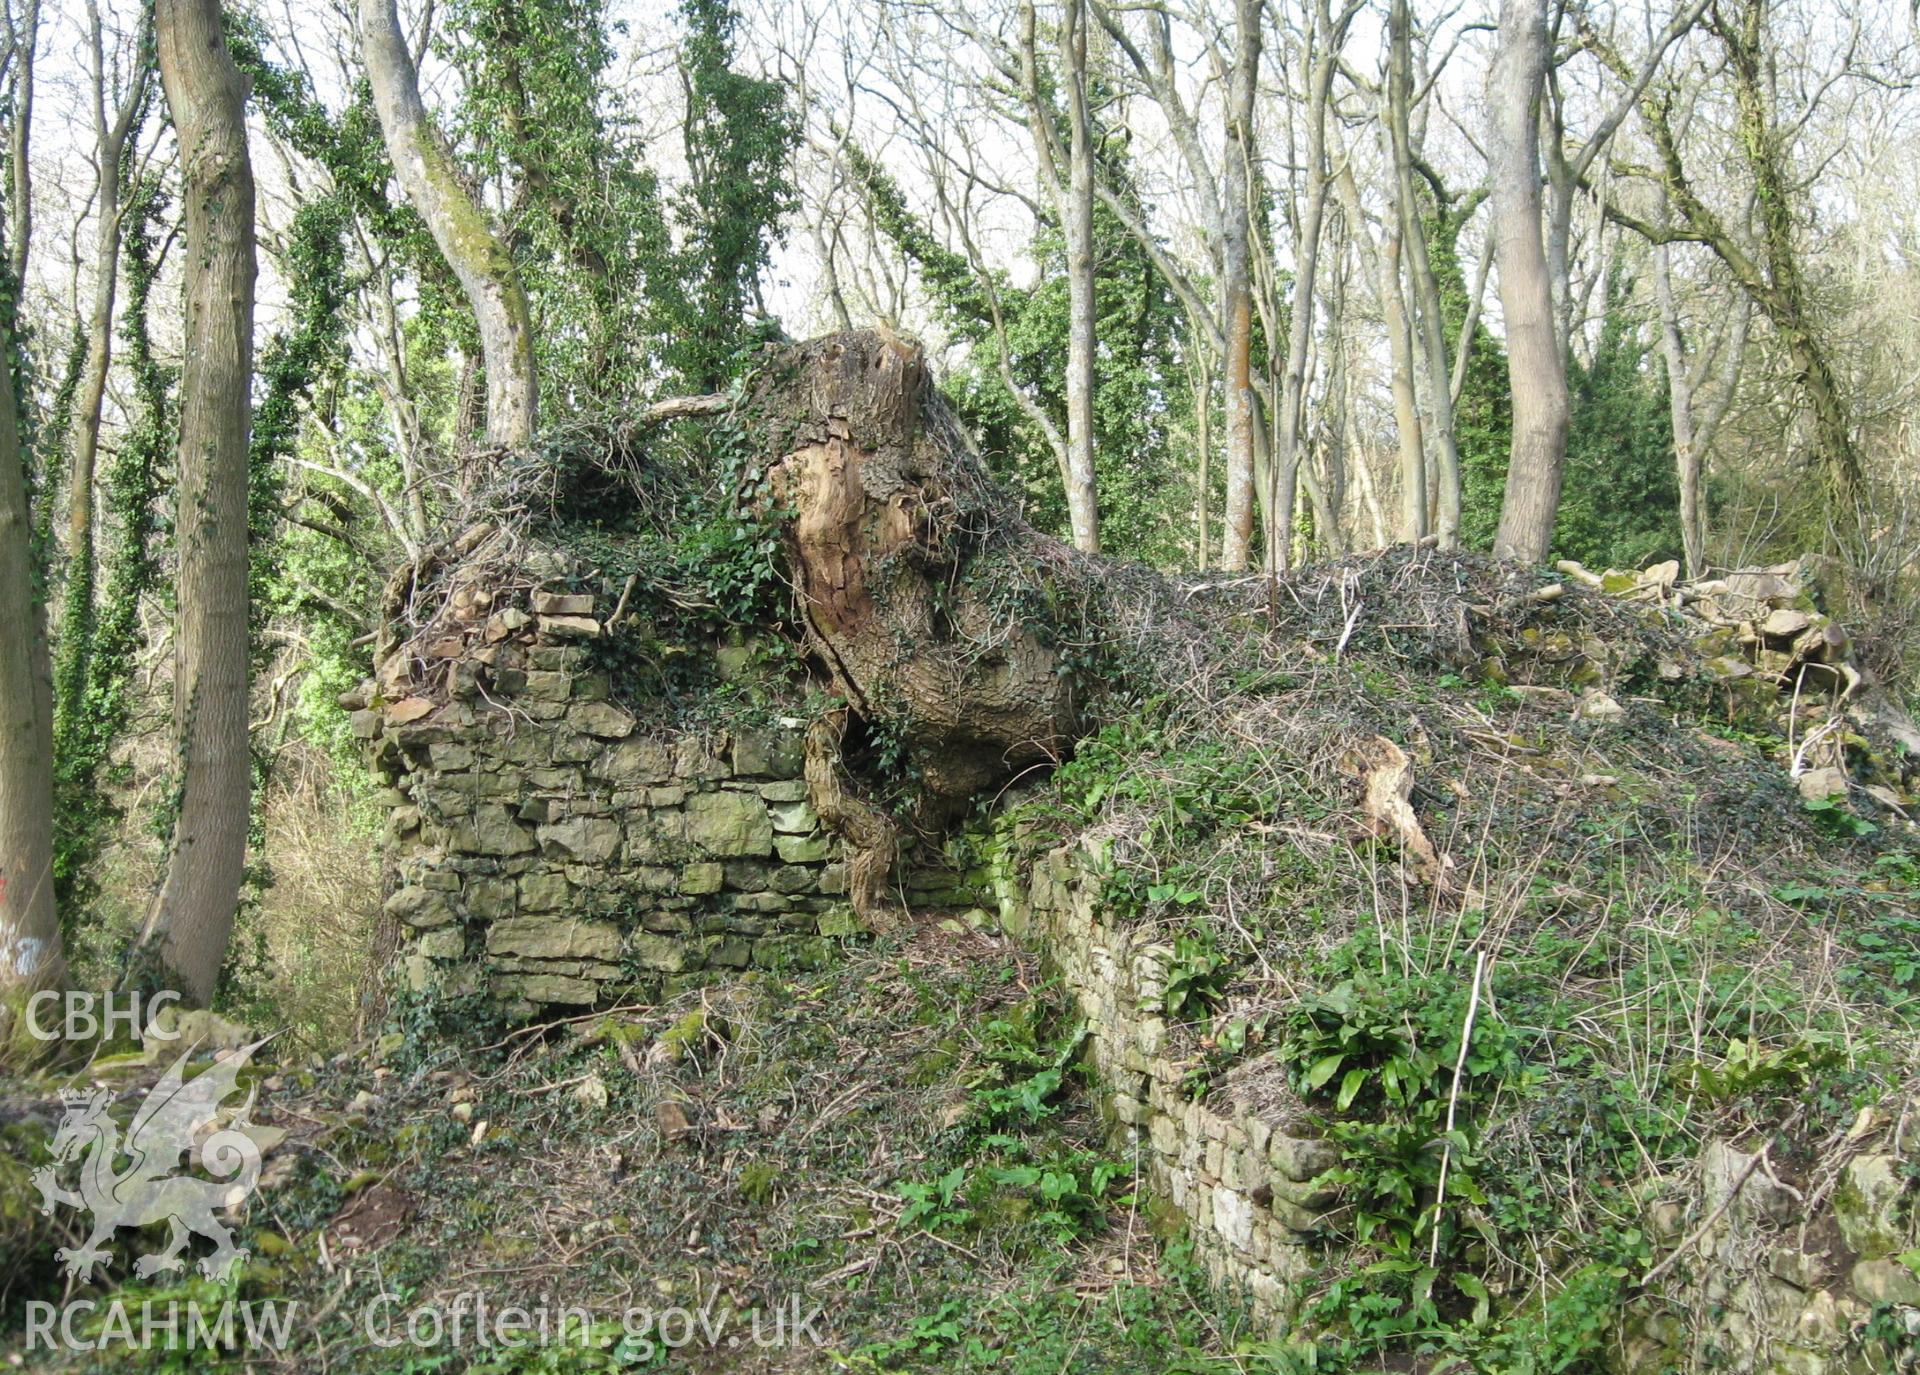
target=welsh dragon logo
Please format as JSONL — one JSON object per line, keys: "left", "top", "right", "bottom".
{"left": 31, "top": 1038, "right": 272, "bottom": 1282}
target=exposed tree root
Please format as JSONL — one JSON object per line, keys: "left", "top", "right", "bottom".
{"left": 804, "top": 709, "right": 902, "bottom": 931}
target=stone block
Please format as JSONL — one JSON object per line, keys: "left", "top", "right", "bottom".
{"left": 569, "top": 702, "right": 635, "bottom": 739}
{"left": 775, "top": 833, "right": 832, "bottom": 864}
{"left": 526, "top": 646, "right": 588, "bottom": 671}
{"left": 767, "top": 800, "right": 818, "bottom": 834}
{"left": 1836, "top": 1155, "right": 1910, "bottom": 1259}
{"left": 500, "top": 973, "right": 598, "bottom": 1006}
{"left": 450, "top": 804, "right": 537, "bottom": 856}
{"left": 769, "top": 864, "right": 816, "bottom": 895}
{"left": 681, "top": 862, "right": 725, "bottom": 896}
{"left": 417, "top": 928, "right": 467, "bottom": 961}
{"left": 1843, "top": 1259, "right": 1920, "bottom": 1305}
{"left": 519, "top": 872, "right": 571, "bottom": 912}
{"left": 816, "top": 906, "right": 860, "bottom": 938}
{"left": 629, "top": 933, "right": 689, "bottom": 972}
{"left": 1269, "top": 1133, "right": 1339, "bottom": 1183}
{"left": 486, "top": 916, "right": 622, "bottom": 962}
{"left": 552, "top": 734, "right": 602, "bottom": 764}
{"left": 758, "top": 780, "right": 809, "bottom": 802}
{"left": 599, "top": 737, "right": 672, "bottom": 784}
{"left": 1149, "top": 1114, "right": 1180, "bottom": 1157}
{"left": 1213, "top": 1186, "right": 1255, "bottom": 1253}
{"left": 723, "top": 860, "right": 772, "bottom": 891}
{"left": 732, "top": 893, "right": 790, "bottom": 913}
{"left": 521, "top": 670, "right": 572, "bottom": 701}
{"left": 384, "top": 886, "right": 455, "bottom": 929}
{"left": 464, "top": 878, "right": 518, "bottom": 921}
{"left": 627, "top": 812, "right": 689, "bottom": 864}
{"left": 685, "top": 790, "right": 773, "bottom": 857}
{"left": 710, "top": 938, "right": 754, "bottom": 968}
{"left": 538, "top": 615, "right": 600, "bottom": 639}
{"left": 674, "top": 736, "right": 729, "bottom": 781}
{"left": 538, "top": 816, "right": 623, "bottom": 864}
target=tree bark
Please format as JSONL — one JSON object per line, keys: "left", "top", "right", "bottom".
{"left": 1386, "top": 0, "right": 1461, "bottom": 545}
{"left": 759, "top": 334, "right": 1096, "bottom": 803}
{"left": 1219, "top": 0, "right": 1260, "bottom": 571}
{"left": 1060, "top": 0, "right": 1099, "bottom": 552}
{"left": 1018, "top": 0, "right": 1099, "bottom": 553}
{"left": 62, "top": 5, "right": 149, "bottom": 577}
{"left": 8, "top": 0, "right": 38, "bottom": 288}
{"left": 361, "top": 0, "right": 536, "bottom": 448}
{"left": 1334, "top": 161, "right": 1425, "bottom": 543}
{"left": 139, "top": 0, "right": 256, "bottom": 1006}
{"left": 1487, "top": 0, "right": 1570, "bottom": 564}
{"left": 1654, "top": 199, "right": 1748, "bottom": 579}
{"left": 0, "top": 259, "right": 61, "bottom": 1056}
{"left": 56, "top": 5, "right": 149, "bottom": 751}
{"left": 1653, "top": 237, "right": 1704, "bottom": 576}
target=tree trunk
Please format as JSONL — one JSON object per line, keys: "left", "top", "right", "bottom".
{"left": 1334, "top": 162, "right": 1425, "bottom": 543}
{"left": 1386, "top": 0, "right": 1461, "bottom": 545}
{"left": 1192, "top": 335, "right": 1211, "bottom": 570}
{"left": 1487, "top": 0, "right": 1569, "bottom": 564}
{"left": 138, "top": 0, "right": 256, "bottom": 1006}
{"left": 1219, "top": 0, "right": 1260, "bottom": 571}
{"left": 761, "top": 334, "right": 1089, "bottom": 803}
{"left": 62, "top": 5, "right": 149, "bottom": 588}
{"left": 1653, "top": 238, "right": 1704, "bottom": 576}
{"left": 57, "top": 9, "right": 149, "bottom": 756}
{"left": 1060, "top": 0, "right": 1099, "bottom": 553}
{"left": 361, "top": 0, "right": 536, "bottom": 448}
{"left": 0, "top": 267, "right": 61, "bottom": 1057}
{"left": 8, "top": 0, "right": 38, "bottom": 288}
{"left": 1590, "top": 0, "right": 1854, "bottom": 514}
{"left": 1017, "top": 0, "right": 1099, "bottom": 553}
{"left": 1267, "top": 0, "right": 1351, "bottom": 572}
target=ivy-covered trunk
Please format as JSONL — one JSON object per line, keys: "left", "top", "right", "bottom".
{"left": 0, "top": 267, "right": 63, "bottom": 1056}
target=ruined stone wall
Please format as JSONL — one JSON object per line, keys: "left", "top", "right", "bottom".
{"left": 352, "top": 587, "right": 855, "bottom": 1015}
{"left": 988, "top": 827, "right": 1919, "bottom": 1371}
{"left": 988, "top": 825, "right": 1338, "bottom": 1328}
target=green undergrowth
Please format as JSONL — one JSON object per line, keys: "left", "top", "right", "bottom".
{"left": 971, "top": 550, "right": 1920, "bottom": 1370}
{"left": 5, "top": 930, "right": 1273, "bottom": 1373}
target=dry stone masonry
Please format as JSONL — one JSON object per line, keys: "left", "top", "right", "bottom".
{"left": 349, "top": 580, "right": 855, "bottom": 1015}
{"left": 990, "top": 824, "right": 1340, "bottom": 1326}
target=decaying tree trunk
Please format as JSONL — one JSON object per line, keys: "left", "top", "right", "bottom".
{"left": 760, "top": 334, "right": 1094, "bottom": 815}
{"left": 752, "top": 333, "right": 1164, "bottom": 920}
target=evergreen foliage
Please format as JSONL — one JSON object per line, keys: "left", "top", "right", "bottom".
{"left": 1554, "top": 272, "right": 1681, "bottom": 570}
{"left": 49, "top": 178, "right": 174, "bottom": 920}
{"left": 660, "top": 0, "right": 800, "bottom": 391}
